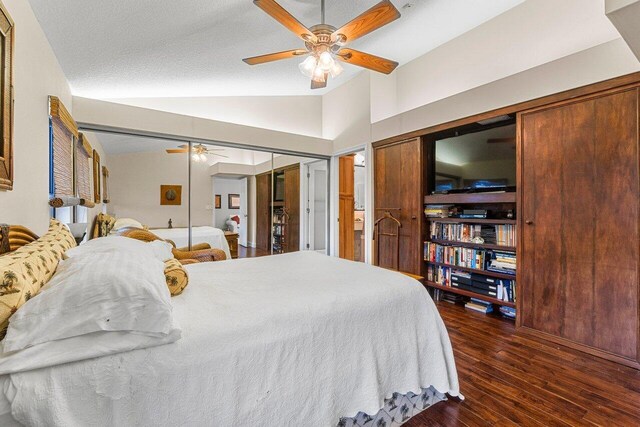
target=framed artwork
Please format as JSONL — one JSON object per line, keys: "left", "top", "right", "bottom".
{"left": 0, "top": 3, "right": 14, "bottom": 191}
{"left": 161, "top": 185, "right": 182, "bottom": 205}
{"left": 92, "top": 150, "right": 101, "bottom": 203}
{"left": 215, "top": 194, "right": 221, "bottom": 209}
{"left": 228, "top": 193, "right": 240, "bottom": 209}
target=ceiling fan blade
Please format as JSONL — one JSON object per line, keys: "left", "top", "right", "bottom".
{"left": 178, "top": 144, "right": 189, "bottom": 149}
{"left": 336, "top": 48, "right": 398, "bottom": 74}
{"left": 210, "top": 154, "right": 230, "bottom": 158}
{"left": 166, "top": 149, "right": 188, "bottom": 154}
{"left": 332, "top": 0, "right": 400, "bottom": 44}
{"left": 243, "top": 49, "right": 308, "bottom": 65}
{"left": 310, "top": 73, "right": 328, "bottom": 90}
{"left": 253, "top": 0, "right": 317, "bottom": 43}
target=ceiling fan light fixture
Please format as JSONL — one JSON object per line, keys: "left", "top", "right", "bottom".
{"left": 298, "top": 55, "right": 317, "bottom": 78}
{"left": 329, "top": 59, "right": 343, "bottom": 78}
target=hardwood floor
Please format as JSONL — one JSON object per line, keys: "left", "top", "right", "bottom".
{"left": 238, "top": 245, "right": 271, "bottom": 258}
{"left": 406, "top": 302, "right": 640, "bottom": 426}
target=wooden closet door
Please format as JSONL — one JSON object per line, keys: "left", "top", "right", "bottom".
{"left": 339, "top": 155, "right": 355, "bottom": 260}
{"left": 284, "top": 166, "right": 300, "bottom": 252}
{"left": 520, "top": 88, "right": 639, "bottom": 365}
{"left": 374, "top": 138, "right": 423, "bottom": 276}
{"left": 255, "top": 173, "right": 271, "bottom": 251}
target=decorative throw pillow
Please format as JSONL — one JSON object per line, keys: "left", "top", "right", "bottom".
{"left": 0, "top": 219, "right": 76, "bottom": 338}
{"left": 164, "top": 258, "right": 189, "bottom": 296}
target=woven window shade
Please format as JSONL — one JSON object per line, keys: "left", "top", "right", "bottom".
{"left": 51, "top": 119, "right": 74, "bottom": 198}
{"left": 49, "top": 96, "right": 80, "bottom": 204}
{"left": 76, "top": 134, "right": 93, "bottom": 203}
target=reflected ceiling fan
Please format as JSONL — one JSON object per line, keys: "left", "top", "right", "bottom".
{"left": 165, "top": 144, "right": 229, "bottom": 162}
{"left": 243, "top": 0, "right": 401, "bottom": 89}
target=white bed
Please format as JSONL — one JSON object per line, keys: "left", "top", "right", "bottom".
{"left": 0, "top": 252, "right": 459, "bottom": 426}
{"left": 152, "top": 225, "right": 231, "bottom": 259}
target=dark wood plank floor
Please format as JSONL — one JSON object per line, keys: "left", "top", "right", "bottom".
{"left": 238, "top": 245, "right": 271, "bottom": 258}
{"left": 406, "top": 302, "right": 640, "bottom": 426}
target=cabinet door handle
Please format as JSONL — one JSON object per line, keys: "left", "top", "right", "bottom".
{"left": 525, "top": 220, "right": 534, "bottom": 225}
{"left": 411, "top": 215, "right": 417, "bottom": 220}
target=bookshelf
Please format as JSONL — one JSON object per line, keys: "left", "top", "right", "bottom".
{"left": 423, "top": 192, "right": 517, "bottom": 316}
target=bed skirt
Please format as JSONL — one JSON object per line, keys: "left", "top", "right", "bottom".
{"left": 338, "top": 386, "right": 446, "bottom": 427}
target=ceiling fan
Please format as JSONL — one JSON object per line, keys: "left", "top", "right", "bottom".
{"left": 243, "top": 0, "right": 401, "bottom": 89}
{"left": 165, "top": 144, "right": 229, "bottom": 162}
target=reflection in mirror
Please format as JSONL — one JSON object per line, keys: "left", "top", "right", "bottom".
{"left": 81, "top": 131, "right": 190, "bottom": 254}
{"left": 338, "top": 151, "right": 365, "bottom": 262}
{"left": 76, "top": 130, "right": 330, "bottom": 262}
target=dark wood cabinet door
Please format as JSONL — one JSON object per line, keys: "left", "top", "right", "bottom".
{"left": 374, "top": 138, "right": 423, "bottom": 276}
{"left": 520, "top": 88, "right": 639, "bottom": 364}
{"left": 255, "top": 173, "right": 271, "bottom": 251}
{"left": 284, "top": 165, "right": 300, "bottom": 252}
{"left": 339, "top": 155, "right": 355, "bottom": 260}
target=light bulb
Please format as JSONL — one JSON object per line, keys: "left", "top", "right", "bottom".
{"left": 329, "top": 60, "right": 343, "bottom": 78}
{"left": 318, "top": 51, "right": 333, "bottom": 71}
{"left": 298, "top": 56, "right": 317, "bottom": 78}
{"left": 192, "top": 154, "right": 199, "bottom": 162}
{"left": 200, "top": 154, "right": 207, "bottom": 161}
{"left": 312, "top": 66, "right": 326, "bottom": 83}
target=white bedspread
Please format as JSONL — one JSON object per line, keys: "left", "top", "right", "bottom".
{"left": 0, "top": 252, "right": 459, "bottom": 426}
{"left": 152, "top": 226, "right": 231, "bottom": 259}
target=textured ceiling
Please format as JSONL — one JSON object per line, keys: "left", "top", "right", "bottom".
{"left": 29, "top": 0, "right": 523, "bottom": 97}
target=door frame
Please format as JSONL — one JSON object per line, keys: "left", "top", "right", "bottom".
{"left": 331, "top": 144, "right": 372, "bottom": 263}
{"left": 303, "top": 160, "right": 329, "bottom": 253}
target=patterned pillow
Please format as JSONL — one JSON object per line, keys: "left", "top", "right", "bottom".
{"left": 164, "top": 258, "right": 189, "bottom": 296}
{"left": 0, "top": 219, "right": 76, "bottom": 338}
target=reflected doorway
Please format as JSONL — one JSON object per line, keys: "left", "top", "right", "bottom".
{"left": 338, "top": 151, "right": 365, "bottom": 262}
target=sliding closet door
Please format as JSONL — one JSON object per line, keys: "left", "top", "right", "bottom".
{"left": 520, "top": 88, "right": 639, "bottom": 366}
{"left": 373, "top": 138, "right": 423, "bottom": 276}
{"left": 284, "top": 165, "right": 300, "bottom": 252}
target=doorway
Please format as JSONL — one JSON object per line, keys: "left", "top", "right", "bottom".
{"left": 338, "top": 151, "right": 365, "bottom": 262}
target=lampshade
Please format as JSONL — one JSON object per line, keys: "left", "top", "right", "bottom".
{"left": 298, "top": 56, "right": 317, "bottom": 78}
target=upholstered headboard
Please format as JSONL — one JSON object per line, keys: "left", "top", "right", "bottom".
{"left": 0, "top": 224, "right": 39, "bottom": 255}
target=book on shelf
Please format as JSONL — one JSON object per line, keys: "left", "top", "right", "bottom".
{"left": 426, "top": 264, "right": 517, "bottom": 303}
{"left": 486, "top": 250, "right": 516, "bottom": 275}
{"left": 465, "top": 300, "right": 494, "bottom": 314}
{"left": 499, "top": 306, "right": 516, "bottom": 319}
{"left": 429, "top": 222, "right": 516, "bottom": 247}
{"left": 424, "top": 204, "right": 453, "bottom": 218}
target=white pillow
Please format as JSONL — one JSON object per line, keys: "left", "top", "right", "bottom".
{"left": 111, "top": 217, "right": 144, "bottom": 232}
{"left": 3, "top": 251, "right": 174, "bottom": 353}
{"left": 65, "top": 236, "right": 174, "bottom": 262}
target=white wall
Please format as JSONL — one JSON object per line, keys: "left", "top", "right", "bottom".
{"left": 108, "top": 151, "right": 212, "bottom": 229}
{"left": 212, "top": 177, "right": 242, "bottom": 229}
{"left": 72, "top": 97, "right": 333, "bottom": 157}
{"left": 0, "top": 0, "right": 72, "bottom": 234}
{"left": 108, "top": 96, "right": 323, "bottom": 138}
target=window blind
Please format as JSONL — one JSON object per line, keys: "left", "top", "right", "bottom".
{"left": 49, "top": 96, "right": 77, "bottom": 199}
{"left": 76, "top": 133, "right": 94, "bottom": 205}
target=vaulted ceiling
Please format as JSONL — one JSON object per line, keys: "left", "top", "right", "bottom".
{"left": 28, "top": 0, "right": 524, "bottom": 98}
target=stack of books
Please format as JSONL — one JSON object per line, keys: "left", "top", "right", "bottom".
{"left": 487, "top": 250, "right": 516, "bottom": 275}
{"left": 499, "top": 306, "right": 516, "bottom": 319}
{"left": 495, "top": 224, "right": 516, "bottom": 247}
{"left": 424, "top": 242, "right": 487, "bottom": 270}
{"left": 441, "top": 292, "right": 466, "bottom": 305}
{"left": 465, "top": 298, "right": 494, "bottom": 314}
{"left": 424, "top": 205, "right": 453, "bottom": 218}
{"left": 430, "top": 222, "right": 482, "bottom": 242}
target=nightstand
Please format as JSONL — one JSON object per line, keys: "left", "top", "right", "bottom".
{"left": 224, "top": 231, "right": 239, "bottom": 259}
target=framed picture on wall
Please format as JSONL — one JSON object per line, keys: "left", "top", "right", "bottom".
{"left": 228, "top": 194, "right": 240, "bottom": 209}
{"left": 161, "top": 185, "right": 182, "bottom": 205}
{"left": 0, "top": 3, "right": 14, "bottom": 192}
{"left": 215, "top": 194, "right": 221, "bottom": 209}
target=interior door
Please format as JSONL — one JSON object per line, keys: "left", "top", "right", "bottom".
{"left": 284, "top": 165, "right": 300, "bottom": 252}
{"left": 307, "top": 161, "right": 327, "bottom": 252}
{"left": 373, "top": 138, "right": 423, "bottom": 276}
{"left": 255, "top": 173, "right": 270, "bottom": 251}
{"left": 520, "top": 88, "right": 639, "bottom": 363}
{"left": 339, "top": 155, "right": 355, "bottom": 260}
{"left": 239, "top": 177, "right": 248, "bottom": 247}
